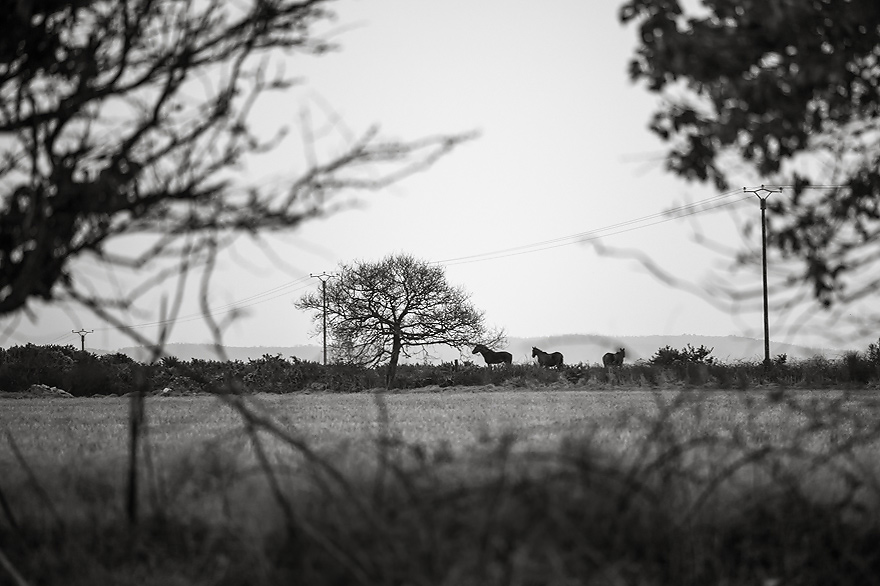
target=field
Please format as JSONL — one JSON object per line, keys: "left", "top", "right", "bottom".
{"left": 2, "top": 386, "right": 880, "bottom": 585}
{"left": 1, "top": 388, "right": 645, "bottom": 448}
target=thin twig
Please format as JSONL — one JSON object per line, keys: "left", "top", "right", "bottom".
{"left": 0, "top": 478, "right": 21, "bottom": 536}
{"left": 127, "top": 387, "right": 145, "bottom": 527}
{"left": 4, "top": 432, "right": 63, "bottom": 532}
{"left": 0, "top": 547, "right": 30, "bottom": 586}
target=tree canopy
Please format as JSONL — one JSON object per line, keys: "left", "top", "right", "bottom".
{"left": 621, "top": 0, "right": 880, "bottom": 327}
{"left": 296, "top": 254, "right": 502, "bottom": 386}
{"left": 0, "top": 0, "right": 470, "bottom": 344}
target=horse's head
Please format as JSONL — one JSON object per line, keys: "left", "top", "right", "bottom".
{"left": 531, "top": 347, "right": 539, "bottom": 357}
{"left": 618, "top": 348, "right": 626, "bottom": 357}
{"left": 472, "top": 344, "right": 485, "bottom": 354}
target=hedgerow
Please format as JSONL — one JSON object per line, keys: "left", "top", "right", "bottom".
{"left": 1, "top": 339, "right": 879, "bottom": 395}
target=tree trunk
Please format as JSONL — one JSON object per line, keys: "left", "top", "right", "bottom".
{"left": 385, "top": 334, "right": 402, "bottom": 388}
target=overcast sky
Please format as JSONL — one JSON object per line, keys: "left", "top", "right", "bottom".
{"left": 3, "top": 0, "right": 869, "bottom": 354}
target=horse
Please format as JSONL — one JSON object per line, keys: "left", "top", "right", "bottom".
{"left": 532, "top": 347, "right": 564, "bottom": 369}
{"left": 472, "top": 344, "right": 512, "bottom": 367}
{"left": 602, "top": 347, "right": 626, "bottom": 367}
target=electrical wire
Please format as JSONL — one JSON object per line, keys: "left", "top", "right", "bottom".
{"left": 22, "top": 184, "right": 821, "bottom": 341}
{"left": 433, "top": 188, "right": 747, "bottom": 266}
{"left": 98, "top": 276, "right": 314, "bottom": 332}
{"left": 449, "top": 196, "right": 752, "bottom": 266}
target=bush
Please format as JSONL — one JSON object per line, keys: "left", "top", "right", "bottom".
{"left": 562, "top": 362, "right": 592, "bottom": 385}
{"left": 869, "top": 340, "right": 880, "bottom": 382}
{"left": 439, "top": 361, "right": 491, "bottom": 387}
{"left": 0, "top": 343, "right": 76, "bottom": 392}
{"left": 797, "top": 355, "right": 841, "bottom": 388}
{"left": 324, "top": 362, "right": 380, "bottom": 392}
{"left": 649, "top": 343, "right": 716, "bottom": 367}
{"left": 65, "top": 353, "right": 118, "bottom": 396}
{"left": 709, "top": 363, "right": 735, "bottom": 389}
{"left": 2, "top": 340, "right": 880, "bottom": 396}
{"left": 843, "top": 350, "right": 874, "bottom": 384}
{"left": 632, "top": 363, "right": 661, "bottom": 387}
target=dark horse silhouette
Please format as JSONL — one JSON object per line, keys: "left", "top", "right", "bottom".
{"left": 532, "top": 347, "right": 564, "bottom": 368}
{"left": 602, "top": 347, "right": 626, "bottom": 367}
{"left": 472, "top": 344, "right": 512, "bottom": 366}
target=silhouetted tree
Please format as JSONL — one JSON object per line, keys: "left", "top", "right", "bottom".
{"left": 0, "top": 0, "right": 471, "bottom": 345}
{"left": 621, "top": 0, "right": 880, "bottom": 337}
{"left": 296, "top": 254, "right": 503, "bottom": 386}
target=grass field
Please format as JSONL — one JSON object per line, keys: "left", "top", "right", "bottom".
{"left": 2, "top": 386, "right": 880, "bottom": 585}
{"left": 3, "top": 387, "right": 872, "bottom": 470}
{"left": 0, "top": 388, "right": 649, "bottom": 463}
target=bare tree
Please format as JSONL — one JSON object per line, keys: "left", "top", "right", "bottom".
{"left": 0, "top": 0, "right": 472, "bottom": 348}
{"left": 296, "top": 254, "right": 504, "bottom": 386}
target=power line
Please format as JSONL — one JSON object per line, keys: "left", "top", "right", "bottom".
{"left": 94, "top": 276, "right": 314, "bottom": 332}
{"left": 433, "top": 188, "right": 748, "bottom": 266}
{"left": 10, "top": 276, "right": 316, "bottom": 345}
{"left": 46, "top": 331, "right": 75, "bottom": 345}
{"left": 25, "top": 184, "right": 826, "bottom": 343}
{"left": 74, "top": 190, "right": 734, "bottom": 334}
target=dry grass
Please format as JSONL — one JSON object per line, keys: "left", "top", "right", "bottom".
{"left": 2, "top": 387, "right": 880, "bottom": 585}
{"left": 3, "top": 388, "right": 878, "bottom": 502}
{"left": 0, "top": 388, "right": 649, "bottom": 462}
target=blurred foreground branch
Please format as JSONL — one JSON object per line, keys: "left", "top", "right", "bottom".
{"left": 0, "top": 0, "right": 474, "bottom": 347}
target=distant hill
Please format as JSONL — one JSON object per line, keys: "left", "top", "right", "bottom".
{"left": 106, "top": 334, "right": 839, "bottom": 365}
{"left": 506, "top": 334, "right": 838, "bottom": 365}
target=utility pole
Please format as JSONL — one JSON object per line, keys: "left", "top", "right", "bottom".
{"left": 743, "top": 185, "right": 781, "bottom": 365}
{"left": 309, "top": 272, "right": 335, "bottom": 365}
{"left": 72, "top": 328, "right": 93, "bottom": 351}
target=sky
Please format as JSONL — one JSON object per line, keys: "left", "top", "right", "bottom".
{"left": 3, "top": 0, "right": 872, "bottom": 354}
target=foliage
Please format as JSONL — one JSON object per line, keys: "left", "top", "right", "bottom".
{"left": 649, "top": 345, "right": 680, "bottom": 368}
{"left": 0, "top": 343, "right": 76, "bottom": 391}
{"left": 620, "top": 0, "right": 880, "bottom": 325}
{"left": 241, "top": 354, "right": 304, "bottom": 394}
{"left": 64, "top": 352, "right": 117, "bottom": 396}
{"left": 297, "top": 254, "right": 503, "bottom": 387}
{"left": 843, "top": 350, "right": 876, "bottom": 385}
{"left": 3, "top": 337, "right": 880, "bottom": 396}
{"left": 649, "top": 343, "right": 716, "bottom": 367}
{"left": 868, "top": 338, "right": 880, "bottom": 375}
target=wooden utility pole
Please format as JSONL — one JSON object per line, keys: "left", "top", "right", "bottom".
{"left": 743, "top": 185, "right": 781, "bottom": 365}
{"left": 309, "top": 273, "right": 335, "bottom": 365}
{"left": 72, "top": 328, "right": 93, "bottom": 351}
